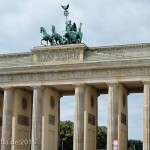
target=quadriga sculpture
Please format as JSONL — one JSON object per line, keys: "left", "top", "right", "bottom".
{"left": 40, "top": 4, "right": 83, "bottom": 46}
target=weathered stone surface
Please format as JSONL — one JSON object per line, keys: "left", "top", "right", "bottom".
{"left": 73, "top": 85, "right": 84, "bottom": 150}
{"left": 0, "top": 67, "right": 150, "bottom": 87}
{"left": 31, "top": 44, "right": 86, "bottom": 64}
{"left": 0, "top": 43, "right": 150, "bottom": 150}
{"left": 107, "top": 83, "right": 120, "bottom": 150}
{"left": 31, "top": 86, "right": 42, "bottom": 150}
{"left": 143, "top": 82, "right": 150, "bottom": 150}
{"left": 1, "top": 88, "right": 13, "bottom": 150}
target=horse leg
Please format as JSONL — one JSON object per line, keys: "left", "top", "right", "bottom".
{"left": 41, "top": 39, "right": 43, "bottom": 45}
{"left": 50, "top": 38, "right": 54, "bottom": 45}
{"left": 47, "top": 40, "right": 48, "bottom": 46}
{"left": 49, "top": 40, "right": 52, "bottom": 45}
{"left": 58, "top": 39, "right": 61, "bottom": 45}
{"left": 60, "top": 37, "right": 63, "bottom": 44}
{"left": 56, "top": 40, "right": 59, "bottom": 45}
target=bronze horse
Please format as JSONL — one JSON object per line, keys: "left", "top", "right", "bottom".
{"left": 40, "top": 27, "right": 53, "bottom": 45}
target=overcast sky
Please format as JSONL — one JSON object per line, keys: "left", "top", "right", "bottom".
{"left": 0, "top": 0, "right": 149, "bottom": 140}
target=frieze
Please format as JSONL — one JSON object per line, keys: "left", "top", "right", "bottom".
{"left": 36, "top": 49, "right": 80, "bottom": 62}
{"left": 0, "top": 67, "right": 150, "bottom": 84}
{"left": 31, "top": 45, "right": 86, "bottom": 63}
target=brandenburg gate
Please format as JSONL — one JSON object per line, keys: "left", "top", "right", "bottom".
{"left": 0, "top": 43, "right": 150, "bottom": 150}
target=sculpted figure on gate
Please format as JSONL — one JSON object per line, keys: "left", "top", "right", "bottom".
{"left": 40, "top": 4, "right": 83, "bottom": 46}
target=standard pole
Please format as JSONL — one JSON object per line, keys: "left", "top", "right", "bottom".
{"left": 62, "top": 139, "right": 63, "bottom": 150}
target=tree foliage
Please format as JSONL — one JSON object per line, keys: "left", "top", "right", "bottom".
{"left": 97, "top": 126, "right": 107, "bottom": 149}
{"left": 59, "top": 120, "right": 73, "bottom": 150}
{"left": 59, "top": 121, "right": 143, "bottom": 150}
{"left": 59, "top": 121, "right": 107, "bottom": 150}
{"left": 128, "top": 139, "right": 143, "bottom": 150}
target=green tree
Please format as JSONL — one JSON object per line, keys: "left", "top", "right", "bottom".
{"left": 97, "top": 126, "right": 107, "bottom": 149}
{"left": 60, "top": 121, "right": 143, "bottom": 150}
{"left": 128, "top": 139, "right": 143, "bottom": 150}
{"left": 59, "top": 121, "right": 108, "bottom": 149}
{"left": 59, "top": 120, "right": 73, "bottom": 150}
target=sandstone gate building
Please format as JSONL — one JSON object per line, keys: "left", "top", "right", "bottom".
{"left": 0, "top": 43, "right": 150, "bottom": 150}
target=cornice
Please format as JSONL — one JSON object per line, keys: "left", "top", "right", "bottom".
{"left": 31, "top": 43, "right": 87, "bottom": 53}
{"left": 90, "top": 42, "right": 150, "bottom": 51}
{"left": 0, "top": 52, "right": 32, "bottom": 60}
{"left": 0, "top": 42, "right": 149, "bottom": 59}
{"left": 0, "top": 43, "right": 150, "bottom": 73}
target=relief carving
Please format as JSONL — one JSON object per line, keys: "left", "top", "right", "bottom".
{"left": 36, "top": 49, "right": 80, "bottom": 62}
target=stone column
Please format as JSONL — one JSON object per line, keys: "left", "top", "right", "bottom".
{"left": 84, "top": 86, "right": 98, "bottom": 150}
{"left": 31, "top": 86, "right": 43, "bottom": 150}
{"left": 107, "top": 83, "right": 120, "bottom": 150}
{"left": 73, "top": 85, "right": 84, "bottom": 150}
{"left": 1, "top": 88, "right": 13, "bottom": 150}
{"left": 143, "top": 82, "right": 150, "bottom": 150}
{"left": 56, "top": 93, "right": 61, "bottom": 150}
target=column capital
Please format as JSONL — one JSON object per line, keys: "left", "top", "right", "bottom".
{"left": 106, "top": 82, "right": 120, "bottom": 87}
{"left": 1, "top": 86, "right": 13, "bottom": 90}
{"left": 32, "top": 85, "right": 44, "bottom": 91}
{"left": 74, "top": 84, "right": 85, "bottom": 88}
{"left": 142, "top": 80, "right": 150, "bottom": 84}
